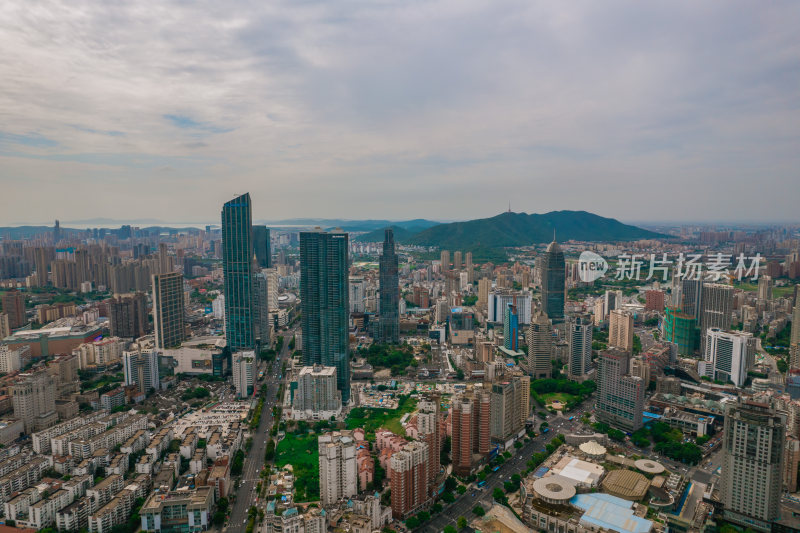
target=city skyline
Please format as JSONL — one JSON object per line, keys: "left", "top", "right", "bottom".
{"left": 1, "top": 2, "right": 799, "bottom": 224}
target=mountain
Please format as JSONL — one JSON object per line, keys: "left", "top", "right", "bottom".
{"left": 403, "top": 211, "right": 664, "bottom": 249}
{"left": 353, "top": 225, "right": 418, "bottom": 243}
{"left": 259, "top": 218, "right": 440, "bottom": 233}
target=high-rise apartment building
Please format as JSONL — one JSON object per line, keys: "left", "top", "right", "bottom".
{"left": 757, "top": 275, "right": 773, "bottom": 301}
{"left": 1, "top": 290, "right": 26, "bottom": 329}
{"left": 33, "top": 246, "right": 53, "bottom": 286}
{"left": 378, "top": 229, "right": 400, "bottom": 344}
{"left": 123, "top": 349, "right": 159, "bottom": 394}
{"left": 451, "top": 391, "right": 491, "bottom": 476}
{"left": 300, "top": 230, "right": 350, "bottom": 402}
{"left": 232, "top": 350, "right": 255, "bottom": 398}
{"left": 465, "top": 252, "right": 474, "bottom": 283}
{"left": 453, "top": 251, "right": 462, "bottom": 271}
{"left": 417, "top": 395, "right": 441, "bottom": 484}
{"left": 152, "top": 272, "right": 186, "bottom": 349}
{"left": 0, "top": 313, "right": 9, "bottom": 339}
{"left": 252, "top": 270, "right": 273, "bottom": 346}
{"left": 596, "top": 348, "right": 644, "bottom": 432}
{"left": 609, "top": 309, "right": 634, "bottom": 352}
{"left": 527, "top": 312, "right": 552, "bottom": 379}
{"left": 477, "top": 278, "right": 490, "bottom": 311}
{"left": 541, "top": 239, "right": 565, "bottom": 323}
{"left": 503, "top": 303, "right": 519, "bottom": 351}
{"left": 293, "top": 365, "right": 342, "bottom": 415}
{"left": 389, "top": 441, "right": 430, "bottom": 518}
{"left": 349, "top": 277, "right": 365, "bottom": 314}
{"left": 663, "top": 306, "right": 697, "bottom": 356}
{"left": 680, "top": 278, "right": 703, "bottom": 320}
{"left": 789, "top": 302, "right": 800, "bottom": 369}
{"left": 319, "top": 432, "right": 358, "bottom": 506}
{"left": 439, "top": 250, "right": 450, "bottom": 272}
{"left": 567, "top": 314, "right": 593, "bottom": 379}
{"left": 490, "top": 375, "right": 529, "bottom": 443}
{"left": 109, "top": 293, "right": 148, "bottom": 339}
{"left": 644, "top": 290, "right": 665, "bottom": 312}
{"left": 703, "top": 328, "right": 755, "bottom": 387}
{"left": 488, "top": 290, "right": 532, "bottom": 325}
{"left": 252, "top": 225, "right": 272, "bottom": 269}
{"left": 721, "top": 399, "right": 785, "bottom": 532}
{"left": 222, "top": 193, "right": 255, "bottom": 351}
{"left": 12, "top": 369, "right": 57, "bottom": 433}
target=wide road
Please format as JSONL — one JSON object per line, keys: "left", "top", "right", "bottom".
{"left": 226, "top": 328, "right": 295, "bottom": 533}
{"left": 418, "top": 404, "right": 591, "bottom": 533}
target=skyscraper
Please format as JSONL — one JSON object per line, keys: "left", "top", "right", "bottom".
{"left": 152, "top": 272, "right": 186, "bottom": 349}
{"left": 700, "top": 283, "right": 734, "bottom": 353}
{"left": 417, "top": 395, "right": 441, "bottom": 484}
{"left": 503, "top": 303, "right": 519, "bottom": 351}
{"left": 567, "top": 314, "right": 593, "bottom": 379}
{"left": 465, "top": 252, "right": 474, "bottom": 283}
{"left": 596, "top": 348, "right": 644, "bottom": 432}
{"left": 440, "top": 250, "right": 450, "bottom": 272}
{"left": 252, "top": 270, "right": 273, "bottom": 346}
{"left": 301, "top": 230, "right": 350, "bottom": 402}
{"left": 721, "top": 399, "right": 785, "bottom": 532}
{"left": 453, "top": 251, "right": 462, "bottom": 271}
{"left": 222, "top": 193, "right": 255, "bottom": 351}
{"left": 790, "top": 301, "right": 800, "bottom": 369}
{"left": 12, "top": 369, "right": 57, "bottom": 433}
{"left": 389, "top": 441, "right": 430, "bottom": 518}
{"left": 232, "top": 351, "right": 255, "bottom": 398}
{"left": 609, "top": 309, "right": 634, "bottom": 352}
{"left": 1, "top": 290, "right": 26, "bottom": 329}
{"left": 703, "top": 328, "right": 755, "bottom": 387}
{"left": 109, "top": 293, "right": 148, "bottom": 339}
{"left": 451, "top": 390, "right": 491, "bottom": 476}
{"left": 541, "top": 239, "right": 565, "bottom": 323}
{"left": 253, "top": 225, "right": 272, "bottom": 269}
{"left": 319, "top": 432, "right": 358, "bottom": 506}
{"left": 489, "top": 375, "right": 529, "bottom": 442}
{"left": 378, "top": 229, "right": 399, "bottom": 344}
{"left": 527, "top": 312, "right": 552, "bottom": 379}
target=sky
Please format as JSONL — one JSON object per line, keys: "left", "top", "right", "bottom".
{"left": 1, "top": 1, "right": 799, "bottom": 225}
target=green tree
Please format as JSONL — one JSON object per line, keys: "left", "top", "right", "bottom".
{"left": 457, "top": 516, "right": 467, "bottom": 529}
{"left": 472, "top": 505, "right": 485, "bottom": 517}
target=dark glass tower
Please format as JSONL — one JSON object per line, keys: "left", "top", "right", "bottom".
{"left": 222, "top": 193, "right": 255, "bottom": 350}
{"left": 541, "top": 239, "right": 565, "bottom": 323}
{"left": 300, "top": 230, "right": 350, "bottom": 402}
{"left": 378, "top": 228, "right": 400, "bottom": 344}
{"left": 253, "top": 225, "right": 272, "bottom": 268}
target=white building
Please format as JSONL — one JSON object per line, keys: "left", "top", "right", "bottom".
{"left": 487, "top": 291, "right": 532, "bottom": 325}
{"left": 703, "top": 329, "right": 755, "bottom": 387}
{"left": 318, "top": 432, "right": 357, "bottom": 506}
{"left": 0, "top": 345, "right": 24, "bottom": 374}
{"left": 212, "top": 295, "right": 225, "bottom": 320}
{"left": 349, "top": 277, "right": 366, "bottom": 313}
{"left": 232, "top": 351, "right": 255, "bottom": 399}
{"left": 292, "top": 365, "right": 342, "bottom": 420}
{"left": 123, "top": 349, "right": 159, "bottom": 394}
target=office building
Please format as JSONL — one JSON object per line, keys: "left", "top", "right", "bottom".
{"left": 152, "top": 272, "right": 186, "bottom": 349}
{"left": 1, "top": 290, "right": 26, "bottom": 329}
{"left": 389, "top": 441, "right": 430, "bottom": 518}
{"left": 490, "top": 375, "right": 529, "bottom": 444}
{"left": 451, "top": 391, "right": 491, "bottom": 476}
{"left": 680, "top": 278, "right": 703, "bottom": 320}
{"left": 252, "top": 270, "right": 273, "bottom": 346}
{"left": 293, "top": 365, "right": 342, "bottom": 417}
{"left": 644, "top": 290, "right": 665, "bottom": 312}
{"left": 541, "top": 239, "right": 565, "bottom": 323}
{"left": 11, "top": 369, "right": 57, "bottom": 433}
{"left": 721, "top": 399, "right": 785, "bottom": 532}
{"left": 318, "top": 432, "right": 358, "bottom": 506}
{"left": 757, "top": 275, "right": 773, "bottom": 300}
{"left": 123, "top": 349, "right": 159, "bottom": 394}
{"left": 487, "top": 290, "right": 532, "bottom": 324}
{"left": 378, "top": 229, "right": 400, "bottom": 344}
{"left": 477, "top": 278, "right": 490, "bottom": 310}
{"left": 700, "top": 283, "right": 734, "bottom": 352}
{"left": 703, "top": 329, "right": 755, "bottom": 387}
{"left": 109, "top": 293, "right": 148, "bottom": 340}
{"left": 440, "top": 250, "right": 449, "bottom": 271}
{"left": 253, "top": 225, "right": 272, "bottom": 268}
{"left": 609, "top": 310, "right": 634, "bottom": 352}
{"left": 301, "top": 230, "right": 350, "bottom": 402}
{"left": 596, "top": 348, "right": 644, "bottom": 432}
{"left": 567, "top": 315, "right": 593, "bottom": 379}
{"left": 527, "top": 312, "right": 552, "bottom": 379}
{"left": 232, "top": 351, "right": 255, "bottom": 398}
{"left": 503, "top": 303, "right": 519, "bottom": 351}
{"left": 221, "top": 193, "right": 255, "bottom": 351}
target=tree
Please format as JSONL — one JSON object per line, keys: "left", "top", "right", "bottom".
{"left": 472, "top": 505, "right": 485, "bottom": 517}
{"left": 442, "top": 491, "right": 455, "bottom": 503}
{"left": 492, "top": 488, "right": 504, "bottom": 501}
{"left": 417, "top": 511, "right": 431, "bottom": 522}
{"left": 444, "top": 526, "right": 457, "bottom": 533}
{"left": 457, "top": 516, "right": 467, "bottom": 529}
{"left": 405, "top": 517, "right": 420, "bottom": 529}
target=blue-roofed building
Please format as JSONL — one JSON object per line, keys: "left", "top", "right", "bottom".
{"left": 571, "top": 493, "right": 653, "bottom": 533}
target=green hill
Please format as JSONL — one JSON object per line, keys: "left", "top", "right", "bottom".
{"left": 404, "top": 211, "right": 663, "bottom": 249}
{"left": 353, "top": 225, "right": 419, "bottom": 243}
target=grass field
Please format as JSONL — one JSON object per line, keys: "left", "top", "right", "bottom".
{"left": 274, "top": 433, "right": 319, "bottom": 501}
{"left": 541, "top": 392, "right": 580, "bottom": 405}
{"left": 345, "top": 396, "right": 417, "bottom": 436}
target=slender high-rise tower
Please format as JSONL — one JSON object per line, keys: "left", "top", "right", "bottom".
{"left": 222, "top": 193, "right": 255, "bottom": 350}
{"left": 567, "top": 314, "right": 593, "bottom": 379}
{"left": 541, "top": 239, "right": 565, "bottom": 323}
{"left": 301, "top": 230, "right": 350, "bottom": 402}
{"left": 527, "top": 312, "right": 552, "bottom": 379}
{"left": 152, "top": 272, "right": 186, "bottom": 349}
{"left": 378, "top": 229, "right": 400, "bottom": 344}
{"left": 252, "top": 225, "right": 272, "bottom": 269}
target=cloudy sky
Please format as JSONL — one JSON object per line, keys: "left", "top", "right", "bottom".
{"left": 1, "top": 1, "right": 798, "bottom": 225}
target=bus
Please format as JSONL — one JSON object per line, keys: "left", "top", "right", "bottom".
{"left": 492, "top": 466, "right": 501, "bottom": 472}
{"left": 477, "top": 480, "right": 487, "bottom": 487}
{"left": 568, "top": 416, "right": 574, "bottom": 421}
{"left": 542, "top": 427, "right": 550, "bottom": 433}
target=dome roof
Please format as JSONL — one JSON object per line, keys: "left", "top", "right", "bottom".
{"left": 546, "top": 239, "right": 562, "bottom": 253}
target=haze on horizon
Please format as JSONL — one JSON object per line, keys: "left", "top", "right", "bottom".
{"left": 1, "top": 1, "right": 798, "bottom": 225}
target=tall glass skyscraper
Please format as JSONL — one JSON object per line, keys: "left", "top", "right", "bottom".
{"left": 541, "top": 239, "right": 565, "bottom": 323}
{"left": 378, "top": 228, "right": 400, "bottom": 344}
{"left": 300, "top": 230, "right": 350, "bottom": 402}
{"left": 253, "top": 225, "right": 272, "bottom": 268}
{"left": 222, "top": 193, "right": 255, "bottom": 351}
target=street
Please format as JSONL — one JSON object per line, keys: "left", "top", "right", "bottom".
{"left": 225, "top": 328, "right": 295, "bottom": 533}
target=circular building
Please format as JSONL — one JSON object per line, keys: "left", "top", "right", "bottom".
{"left": 634, "top": 459, "right": 666, "bottom": 475}
{"left": 532, "top": 476, "right": 577, "bottom": 505}
{"left": 601, "top": 470, "right": 650, "bottom": 501}
{"left": 579, "top": 441, "right": 607, "bottom": 459}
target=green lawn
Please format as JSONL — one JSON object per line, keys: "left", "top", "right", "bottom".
{"left": 345, "top": 397, "right": 417, "bottom": 436}
{"left": 274, "top": 433, "right": 319, "bottom": 502}
{"left": 541, "top": 392, "right": 579, "bottom": 405}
